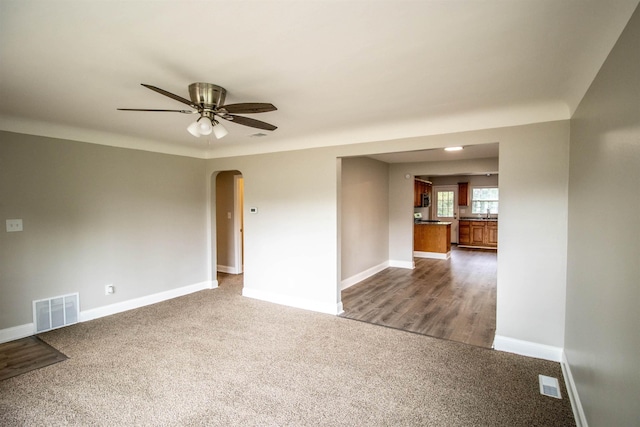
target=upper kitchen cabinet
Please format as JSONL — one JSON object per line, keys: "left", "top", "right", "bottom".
{"left": 458, "top": 182, "right": 469, "bottom": 206}
{"left": 414, "top": 179, "right": 432, "bottom": 208}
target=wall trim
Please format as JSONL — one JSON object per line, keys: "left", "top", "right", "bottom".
{"left": 562, "top": 350, "right": 588, "bottom": 427}
{"left": 242, "top": 287, "right": 342, "bottom": 315}
{"left": 0, "top": 323, "right": 35, "bottom": 344}
{"left": 388, "top": 259, "right": 415, "bottom": 269}
{"left": 80, "top": 280, "right": 218, "bottom": 323}
{"left": 217, "top": 264, "right": 238, "bottom": 274}
{"left": 493, "top": 335, "right": 563, "bottom": 362}
{"left": 413, "top": 250, "right": 451, "bottom": 260}
{"left": 341, "top": 261, "right": 389, "bottom": 290}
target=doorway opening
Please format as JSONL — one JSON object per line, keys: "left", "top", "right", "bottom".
{"left": 213, "top": 170, "right": 244, "bottom": 293}
{"left": 339, "top": 144, "right": 499, "bottom": 348}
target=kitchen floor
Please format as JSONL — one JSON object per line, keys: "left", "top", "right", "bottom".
{"left": 340, "top": 246, "right": 497, "bottom": 348}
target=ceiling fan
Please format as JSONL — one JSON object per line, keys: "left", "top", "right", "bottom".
{"left": 118, "top": 83, "right": 277, "bottom": 139}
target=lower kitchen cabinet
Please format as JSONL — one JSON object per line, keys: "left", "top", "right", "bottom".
{"left": 486, "top": 222, "right": 498, "bottom": 247}
{"left": 458, "top": 220, "right": 497, "bottom": 249}
{"left": 459, "top": 222, "right": 470, "bottom": 245}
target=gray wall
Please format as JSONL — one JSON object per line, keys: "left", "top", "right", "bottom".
{"left": 340, "top": 157, "right": 389, "bottom": 281}
{"left": 565, "top": 4, "right": 640, "bottom": 425}
{"left": 0, "top": 132, "right": 208, "bottom": 329}
{"left": 208, "top": 148, "right": 341, "bottom": 314}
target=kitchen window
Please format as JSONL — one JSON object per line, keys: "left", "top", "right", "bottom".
{"left": 471, "top": 187, "right": 499, "bottom": 214}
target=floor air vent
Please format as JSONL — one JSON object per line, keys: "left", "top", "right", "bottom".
{"left": 539, "top": 375, "right": 562, "bottom": 399}
{"left": 33, "top": 293, "right": 79, "bottom": 333}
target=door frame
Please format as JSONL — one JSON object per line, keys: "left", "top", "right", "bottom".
{"left": 233, "top": 174, "right": 244, "bottom": 274}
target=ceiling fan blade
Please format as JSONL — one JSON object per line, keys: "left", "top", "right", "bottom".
{"left": 141, "top": 84, "right": 200, "bottom": 109}
{"left": 220, "top": 103, "right": 277, "bottom": 114}
{"left": 221, "top": 114, "right": 278, "bottom": 131}
{"left": 117, "top": 108, "right": 196, "bottom": 113}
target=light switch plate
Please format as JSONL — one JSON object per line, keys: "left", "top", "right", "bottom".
{"left": 6, "top": 219, "right": 23, "bottom": 232}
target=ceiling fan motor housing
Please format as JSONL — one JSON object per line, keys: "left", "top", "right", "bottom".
{"left": 189, "top": 83, "right": 226, "bottom": 108}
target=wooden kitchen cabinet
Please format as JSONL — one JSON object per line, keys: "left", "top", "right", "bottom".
{"left": 459, "top": 221, "right": 470, "bottom": 245}
{"left": 414, "top": 180, "right": 431, "bottom": 208}
{"left": 458, "top": 220, "right": 497, "bottom": 249}
{"left": 458, "top": 182, "right": 469, "bottom": 206}
{"left": 470, "top": 221, "right": 485, "bottom": 245}
{"left": 486, "top": 222, "right": 498, "bottom": 247}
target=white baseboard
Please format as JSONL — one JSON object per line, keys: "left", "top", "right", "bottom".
{"left": 562, "top": 350, "right": 588, "bottom": 427}
{"left": 492, "top": 335, "right": 563, "bottom": 362}
{"left": 414, "top": 250, "right": 451, "bottom": 260}
{"left": 80, "top": 280, "right": 218, "bottom": 323}
{"left": 242, "top": 287, "right": 342, "bottom": 315}
{"left": 341, "top": 261, "right": 389, "bottom": 290}
{"left": 217, "top": 265, "right": 238, "bottom": 274}
{"left": 0, "top": 323, "right": 35, "bottom": 344}
{"left": 388, "top": 259, "right": 415, "bottom": 269}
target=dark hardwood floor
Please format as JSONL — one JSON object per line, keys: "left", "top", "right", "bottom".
{"left": 340, "top": 246, "right": 497, "bottom": 348}
{"left": 0, "top": 336, "right": 67, "bottom": 381}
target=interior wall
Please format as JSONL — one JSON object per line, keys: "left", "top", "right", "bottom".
{"left": 340, "top": 157, "right": 389, "bottom": 281}
{"left": 0, "top": 131, "right": 208, "bottom": 330}
{"left": 428, "top": 174, "right": 498, "bottom": 187}
{"left": 496, "top": 122, "right": 569, "bottom": 349}
{"left": 206, "top": 148, "right": 341, "bottom": 314}
{"left": 215, "top": 170, "right": 240, "bottom": 271}
{"left": 565, "top": 4, "right": 640, "bottom": 425}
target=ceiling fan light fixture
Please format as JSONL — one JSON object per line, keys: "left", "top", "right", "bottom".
{"left": 120, "top": 82, "right": 277, "bottom": 137}
{"left": 187, "top": 121, "right": 202, "bottom": 137}
{"left": 198, "top": 117, "right": 213, "bottom": 135}
{"left": 213, "top": 120, "right": 228, "bottom": 139}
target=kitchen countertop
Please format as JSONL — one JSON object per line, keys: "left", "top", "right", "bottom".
{"left": 459, "top": 217, "right": 498, "bottom": 221}
{"left": 415, "top": 221, "right": 452, "bottom": 225}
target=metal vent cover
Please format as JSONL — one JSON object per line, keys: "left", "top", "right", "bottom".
{"left": 539, "top": 375, "right": 562, "bottom": 399}
{"left": 33, "top": 293, "right": 79, "bottom": 333}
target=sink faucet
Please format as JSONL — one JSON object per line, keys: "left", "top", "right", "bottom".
{"left": 486, "top": 208, "right": 490, "bottom": 219}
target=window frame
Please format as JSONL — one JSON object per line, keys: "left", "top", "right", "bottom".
{"left": 471, "top": 186, "right": 499, "bottom": 215}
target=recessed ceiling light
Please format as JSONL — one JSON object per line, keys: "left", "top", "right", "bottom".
{"left": 444, "top": 146, "right": 463, "bottom": 151}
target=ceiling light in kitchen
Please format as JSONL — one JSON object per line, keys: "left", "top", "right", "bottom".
{"left": 444, "top": 146, "right": 463, "bottom": 151}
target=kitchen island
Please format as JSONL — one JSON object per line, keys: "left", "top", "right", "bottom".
{"left": 413, "top": 221, "right": 451, "bottom": 259}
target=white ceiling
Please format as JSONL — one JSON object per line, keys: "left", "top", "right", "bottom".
{"left": 1, "top": 0, "right": 637, "bottom": 159}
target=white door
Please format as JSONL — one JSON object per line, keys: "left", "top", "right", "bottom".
{"left": 433, "top": 185, "right": 459, "bottom": 244}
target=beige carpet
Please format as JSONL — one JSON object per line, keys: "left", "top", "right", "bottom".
{"left": 0, "top": 276, "right": 575, "bottom": 426}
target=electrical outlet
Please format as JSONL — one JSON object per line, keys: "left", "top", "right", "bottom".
{"left": 6, "top": 219, "right": 23, "bottom": 232}
{"left": 105, "top": 284, "right": 115, "bottom": 295}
